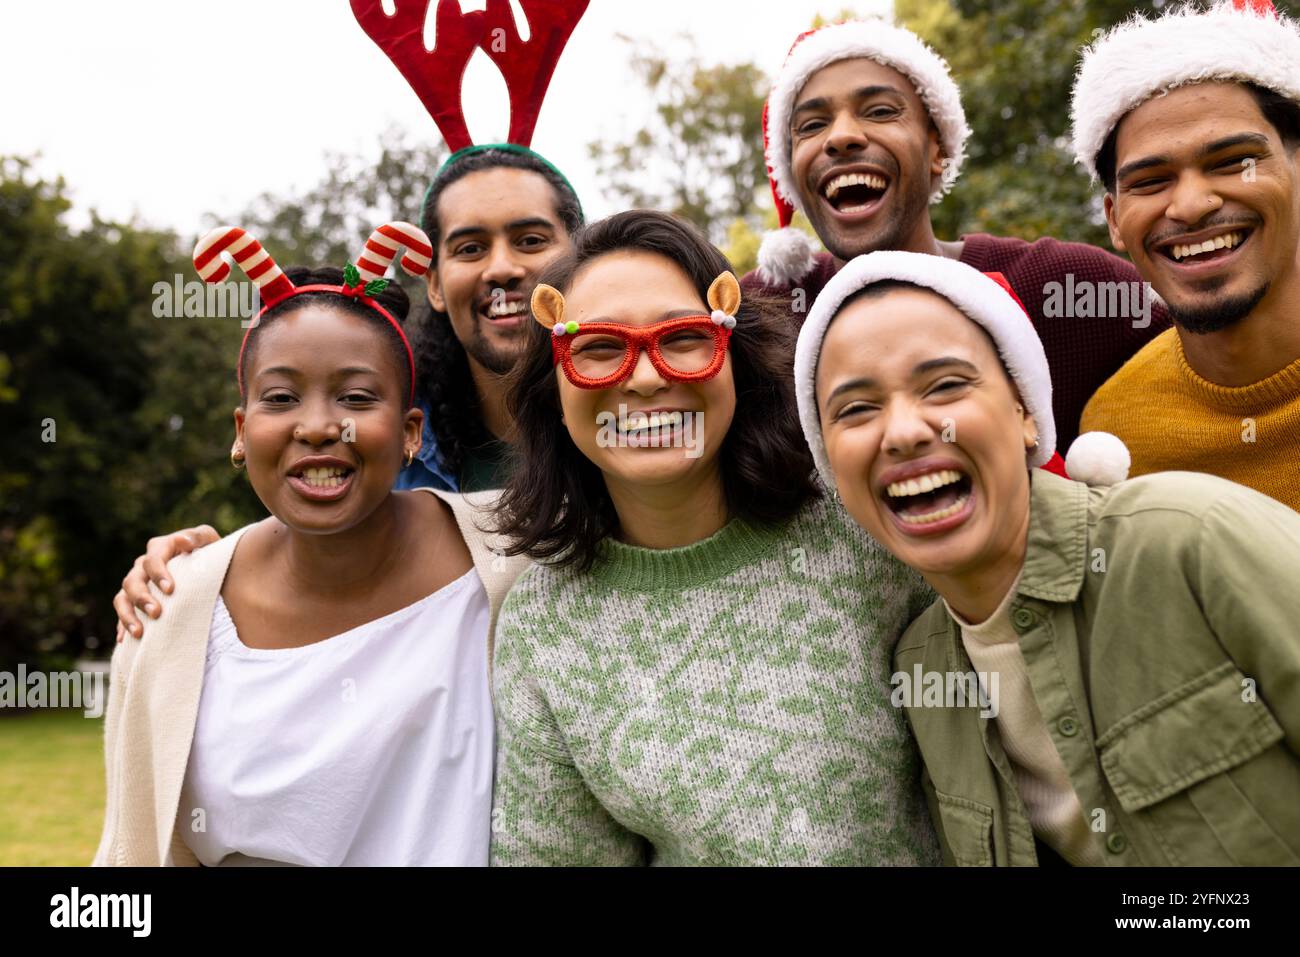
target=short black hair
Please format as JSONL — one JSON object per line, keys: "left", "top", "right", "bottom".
{"left": 239, "top": 265, "right": 413, "bottom": 407}
{"left": 491, "top": 209, "right": 820, "bottom": 571}
{"left": 1099, "top": 81, "right": 1300, "bottom": 193}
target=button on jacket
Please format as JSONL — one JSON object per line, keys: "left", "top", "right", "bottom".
{"left": 894, "top": 469, "right": 1300, "bottom": 866}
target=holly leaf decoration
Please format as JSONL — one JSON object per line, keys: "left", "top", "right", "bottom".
{"left": 343, "top": 263, "right": 362, "bottom": 287}
{"left": 364, "top": 279, "right": 390, "bottom": 296}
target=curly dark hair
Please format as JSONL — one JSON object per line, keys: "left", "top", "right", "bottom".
{"left": 492, "top": 210, "right": 820, "bottom": 571}
{"left": 240, "top": 265, "right": 413, "bottom": 407}
{"left": 410, "top": 147, "right": 584, "bottom": 481}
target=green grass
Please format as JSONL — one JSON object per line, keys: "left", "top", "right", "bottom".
{"left": 0, "top": 709, "right": 105, "bottom": 866}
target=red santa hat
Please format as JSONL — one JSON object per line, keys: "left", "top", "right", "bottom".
{"left": 1071, "top": 0, "right": 1300, "bottom": 182}
{"left": 758, "top": 17, "right": 971, "bottom": 287}
{"left": 794, "top": 251, "right": 1132, "bottom": 489}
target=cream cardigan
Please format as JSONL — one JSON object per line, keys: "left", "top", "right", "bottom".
{"left": 92, "top": 488, "right": 530, "bottom": 867}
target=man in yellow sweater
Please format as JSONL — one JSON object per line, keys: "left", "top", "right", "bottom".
{"left": 1070, "top": 0, "right": 1300, "bottom": 510}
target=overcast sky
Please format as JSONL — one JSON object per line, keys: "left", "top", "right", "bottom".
{"left": 4, "top": 0, "right": 892, "bottom": 235}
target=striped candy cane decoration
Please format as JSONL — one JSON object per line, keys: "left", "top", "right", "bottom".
{"left": 355, "top": 222, "right": 433, "bottom": 283}
{"left": 193, "top": 227, "right": 295, "bottom": 305}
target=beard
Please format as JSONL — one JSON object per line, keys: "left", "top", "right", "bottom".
{"left": 1168, "top": 281, "right": 1269, "bottom": 335}
{"left": 460, "top": 320, "right": 523, "bottom": 376}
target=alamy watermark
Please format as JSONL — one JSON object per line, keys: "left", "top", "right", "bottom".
{"left": 0, "top": 664, "right": 106, "bottom": 718}
{"left": 890, "top": 664, "right": 1000, "bottom": 719}
{"left": 1042, "top": 274, "right": 1154, "bottom": 329}
{"left": 596, "top": 404, "right": 704, "bottom": 459}
{"left": 152, "top": 275, "right": 260, "bottom": 327}
{"left": 50, "top": 887, "right": 150, "bottom": 937}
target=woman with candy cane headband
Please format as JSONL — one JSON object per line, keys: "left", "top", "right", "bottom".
{"left": 486, "top": 210, "right": 941, "bottom": 866}
{"left": 95, "top": 224, "right": 529, "bottom": 866}
{"left": 111, "top": 0, "right": 590, "bottom": 639}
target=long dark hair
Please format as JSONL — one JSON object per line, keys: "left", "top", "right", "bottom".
{"left": 408, "top": 147, "right": 584, "bottom": 481}
{"left": 493, "top": 209, "right": 819, "bottom": 570}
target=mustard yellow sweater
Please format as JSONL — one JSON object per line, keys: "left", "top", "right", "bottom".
{"left": 1081, "top": 329, "right": 1300, "bottom": 510}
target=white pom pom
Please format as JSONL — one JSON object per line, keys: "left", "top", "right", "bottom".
{"left": 756, "top": 227, "right": 816, "bottom": 287}
{"left": 1065, "top": 431, "right": 1131, "bottom": 486}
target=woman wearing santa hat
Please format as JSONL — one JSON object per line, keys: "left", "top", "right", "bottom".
{"left": 796, "top": 249, "right": 1300, "bottom": 866}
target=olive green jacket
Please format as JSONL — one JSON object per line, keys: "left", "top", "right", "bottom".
{"left": 894, "top": 469, "right": 1300, "bottom": 866}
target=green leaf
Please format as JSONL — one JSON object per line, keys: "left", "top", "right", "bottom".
{"left": 343, "top": 262, "right": 361, "bottom": 286}
{"left": 364, "top": 279, "right": 389, "bottom": 296}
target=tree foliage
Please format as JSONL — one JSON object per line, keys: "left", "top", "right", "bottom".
{"left": 587, "top": 34, "right": 770, "bottom": 245}
{"left": 0, "top": 131, "right": 444, "bottom": 669}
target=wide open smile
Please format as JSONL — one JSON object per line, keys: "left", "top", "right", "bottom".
{"left": 819, "top": 167, "right": 891, "bottom": 219}
{"left": 879, "top": 466, "right": 975, "bottom": 536}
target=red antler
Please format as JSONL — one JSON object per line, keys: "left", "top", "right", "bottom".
{"left": 352, "top": 0, "right": 483, "bottom": 152}
{"left": 352, "top": 0, "right": 590, "bottom": 151}
{"left": 480, "top": 0, "right": 590, "bottom": 147}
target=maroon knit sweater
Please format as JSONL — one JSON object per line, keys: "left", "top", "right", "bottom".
{"left": 741, "top": 234, "right": 1171, "bottom": 451}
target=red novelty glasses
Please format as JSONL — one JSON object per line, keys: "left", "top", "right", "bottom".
{"left": 552, "top": 315, "right": 733, "bottom": 389}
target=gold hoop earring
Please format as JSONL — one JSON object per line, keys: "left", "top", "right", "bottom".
{"left": 404, "top": 449, "right": 415, "bottom": 468}
{"left": 231, "top": 448, "right": 246, "bottom": 470}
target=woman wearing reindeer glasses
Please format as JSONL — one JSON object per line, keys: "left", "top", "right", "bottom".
{"left": 94, "top": 224, "right": 526, "bottom": 866}
{"left": 487, "top": 210, "right": 941, "bottom": 866}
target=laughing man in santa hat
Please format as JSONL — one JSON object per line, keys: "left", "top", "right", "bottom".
{"left": 742, "top": 14, "right": 1172, "bottom": 452}
{"left": 1074, "top": 0, "right": 1300, "bottom": 511}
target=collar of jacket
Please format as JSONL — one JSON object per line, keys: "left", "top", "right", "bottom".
{"left": 1018, "top": 469, "right": 1091, "bottom": 606}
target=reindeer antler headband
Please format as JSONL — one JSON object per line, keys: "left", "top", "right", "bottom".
{"left": 193, "top": 222, "right": 433, "bottom": 406}
{"left": 352, "top": 0, "right": 588, "bottom": 200}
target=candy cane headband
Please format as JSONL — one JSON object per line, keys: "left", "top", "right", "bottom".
{"left": 193, "top": 222, "right": 433, "bottom": 406}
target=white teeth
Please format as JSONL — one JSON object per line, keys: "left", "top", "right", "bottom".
{"left": 1171, "top": 231, "right": 1243, "bottom": 261}
{"left": 823, "top": 172, "right": 888, "bottom": 200}
{"left": 299, "top": 467, "right": 348, "bottom": 488}
{"left": 897, "top": 492, "right": 970, "bottom": 526}
{"left": 885, "top": 469, "right": 963, "bottom": 500}
{"left": 487, "top": 300, "right": 525, "bottom": 317}
{"left": 620, "top": 411, "right": 684, "bottom": 434}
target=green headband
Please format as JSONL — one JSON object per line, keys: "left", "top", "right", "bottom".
{"left": 419, "top": 143, "right": 585, "bottom": 237}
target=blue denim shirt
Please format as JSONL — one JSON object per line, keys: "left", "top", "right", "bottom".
{"left": 392, "top": 398, "right": 458, "bottom": 492}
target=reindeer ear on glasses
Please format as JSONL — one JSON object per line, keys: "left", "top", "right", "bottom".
{"left": 707, "top": 271, "right": 741, "bottom": 330}
{"left": 531, "top": 283, "right": 569, "bottom": 332}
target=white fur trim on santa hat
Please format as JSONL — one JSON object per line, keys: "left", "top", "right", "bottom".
{"left": 756, "top": 226, "right": 819, "bottom": 286}
{"left": 794, "top": 251, "right": 1055, "bottom": 489}
{"left": 766, "top": 18, "right": 970, "bottom": 215}
{"left": 1064, "top": 431, "right": 1131, "bottom": 486}
{"left": 1072, "top": 1, "right": 1300, "bottom": 182}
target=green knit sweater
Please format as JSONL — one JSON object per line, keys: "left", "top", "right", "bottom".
{"left": 490, "top": 491, "right": 943, "bottom": 866}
